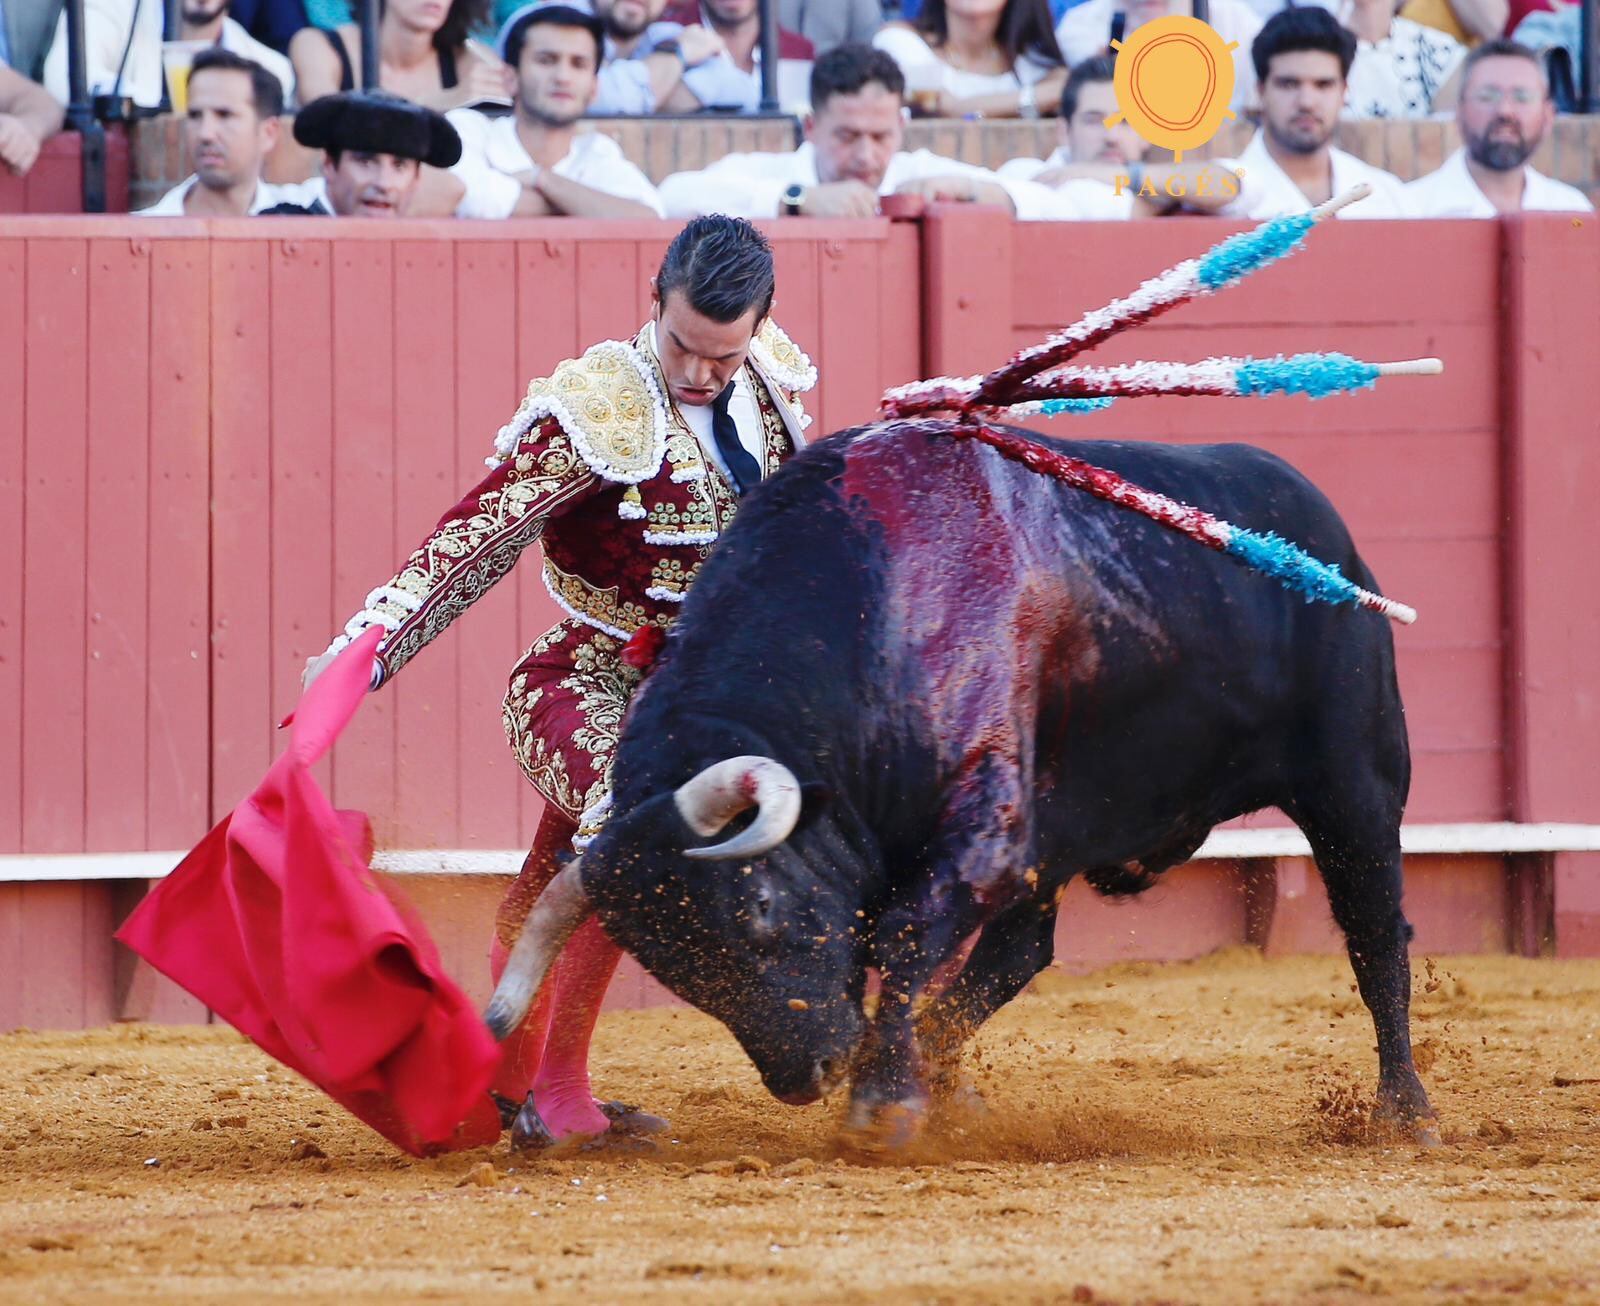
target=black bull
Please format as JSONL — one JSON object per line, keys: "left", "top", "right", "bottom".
{"left": 487, "top": 423, "right": 1438, "bottom": 1144}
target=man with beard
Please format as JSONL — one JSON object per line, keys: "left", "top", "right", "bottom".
{"left": 589, "top": 0, "right": 750, "bottom": 113}
{"left": 178, "top": 0, "right": 296, "bottom": 103}
{"left": 1216, "top": 7, "right": 1412, "bottom": 220}
{"left": 1406, "top": 38, "right": 1591, "bottom": 215}
{"left": 445, "top": 1, "right": 663, "bottom": 217}
{"left": 661, "top": 44, "right": 1107, "bottom": 220}
{"left": 138, "top": 49, "right": 307, "bottom": 214}
{"left": 262, "top": 89, "right": 461, "bottom": 215}
{"left": 661, "top": 0, "right": 815, "bottom": 110}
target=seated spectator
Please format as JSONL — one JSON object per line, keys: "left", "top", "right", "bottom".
{"left": 1406, "top": 37, "right": 1590, "bottom": 213}
{"left": 780, "top": 0, "right": 882, "bottom": 57}
{"left": 1000, "top": 55, "right": 1239, "bottom": 217}
{"left": 444, "top": 1, "right": 663, "bottom": 215}
{"left": 1056, "top": 0, "right": 1263, "bottom": 109}
{"left": 589, "top": 0, "right": 739, "bottom": 113}
{"left": 3, "top": 0, "right": 66, "bottom": 82}
{"left": 658, "top": 43, "right": 1125, "bottom": 220}
{"left": 42, "top": 0, "right": 165, "bottom": 110}
{"left": 262, "top": 88, "right": 462, "bottom": 213}
{"left": 1341, "top": 0, "right": 1467, "bottom": 116}
{"left": 179, "top": 0, "right": 298, "bottom": 103}
{"left": 0, "top": 57, "right": 65, "bottom": 177}
{"left": 290, "top": 0, "right": 515, "bottom": 111}
{"left": 139, "top": 49, "right": 301, "bottom": 213}
{"left": 874, "top": 0, "right": 1065, "bottom": 119}
{"left": 1216, "top": 7, "right": 1412, "bottom": 217}
{"left": 660, "top": 0, "right": 815, "bottom": 110}
{"left": 1397, "top": 0, "right": 1508, "bottom": 45}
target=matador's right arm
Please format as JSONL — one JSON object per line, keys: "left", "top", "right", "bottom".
{"left": 321, "top": 416, "right": 599, "bottom": 689}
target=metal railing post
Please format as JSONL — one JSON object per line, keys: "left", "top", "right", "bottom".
{"left": 64, "top": 0, "right": 108, "bottom": 213}
{"left": 360, "top": 0, "right": 382, "bottom": 89}
{"left": 758, "top": 0, "right": 779, "bottom": 112}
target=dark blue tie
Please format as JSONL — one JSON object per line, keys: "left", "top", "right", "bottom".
{"left": 711, "top": 381, "right": 763, "bottom": 497}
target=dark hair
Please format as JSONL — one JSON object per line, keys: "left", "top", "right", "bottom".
{"left": 1060, "top": 54, "right": 1115, "bottom": 120}
{"left": 912, "top": 0, "right": 1064, "bottom": 71}
{"left": 1460, "top": 37, "right": 1548, "bottom": 94}
{"left": 810, "top": 43, "right": 905, "bottom": 111}
{"left": 189, "top": 46, "right": 285, "bottom": 119}
{"left": 504, "top": 5, "right": 606, "bottom": 68}
{"left": 1252, "top": 6, "right": 1357, "bottom": 84}
{"left": 656, "top": 216, "right": 775, "bottom": 325}
{"left": 378, "top": 0, "right": 490, "bottom": 56}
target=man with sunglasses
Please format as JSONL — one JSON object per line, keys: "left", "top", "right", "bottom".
{"left": 1406, "top": 37, "right": 1592, "bottom": 216}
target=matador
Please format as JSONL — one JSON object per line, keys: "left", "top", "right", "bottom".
{"left": 304, "top": 216, "right": 816, "bottom": 1145}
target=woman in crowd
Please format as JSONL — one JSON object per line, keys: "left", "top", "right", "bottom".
{"left": 290, "top": 0, "right": 513, "bottom": 111}
{"left": 874, "top": 0, "right": 1067, "bottom": 118}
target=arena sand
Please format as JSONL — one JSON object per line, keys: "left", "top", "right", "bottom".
{"left": 2, "top": 949, "right": 1598, "bottom": 1304}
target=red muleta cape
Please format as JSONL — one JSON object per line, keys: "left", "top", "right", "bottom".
{"left": 116, "top": 626, "right": 502, "bottom": 1155}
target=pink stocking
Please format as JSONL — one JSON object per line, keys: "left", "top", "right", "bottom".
{"left": 525, "top": 917, "right": 623, "bottom": 1139}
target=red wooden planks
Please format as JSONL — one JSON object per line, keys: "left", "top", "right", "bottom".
{"left": 18, "top": 883, "right": 88, "bottom": 1028}
{"left": 0, "top": 238, "right": 23, "bottom": 850}
{"left": 329, "top": 239, "right": 399, "bottom": 839}
{"left": 453, "top": 239, "right": 524, "bottom": 850}
{"left": 391, "top": 240, "right": 462, "bottom": 847}
{"left": 817, "top": 239, "right": 885, "bottom": 431}
{"left": 22, "top": 237, "right": 90, "bottom": 853}
{"left": 575, "top": 238, "right": 640, "bottom": 350}
{"left": 85, "top": 238, "right": 152, "bottom": 852}
{"left": 208, "top": 238, "right": 275, "bottom": 817}
{"left": 146, "top": 238, "right": 212, "bottom": 849}
{"left": 267, "top": 238, "right": 335, "bottom": 792}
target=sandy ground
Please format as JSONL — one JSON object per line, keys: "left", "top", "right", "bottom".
{"left": 2, "top": 949, "right": 1598, "bottom": 1304}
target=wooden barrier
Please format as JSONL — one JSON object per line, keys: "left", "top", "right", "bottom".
{"left": 0, "top": 211, "right": 1596, "bottom": 1030}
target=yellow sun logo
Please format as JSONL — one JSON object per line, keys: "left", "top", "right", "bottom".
{"left": 1108, "top": 15, "right": 1238, "bottom": 162}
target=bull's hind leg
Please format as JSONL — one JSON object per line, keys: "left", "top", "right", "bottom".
{"left": 1294, "top": 809, "right": 1439, "bottom": 1144}
{"left": 916, "top": 894, "right": 1062, "bottom": 1101}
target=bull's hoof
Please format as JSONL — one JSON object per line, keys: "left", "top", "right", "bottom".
{"left": 490, "top": 1091, "right": 523, "bottom": 1131}
{"left": 598, "top": 1100, "right": 671, "bottom": 1136}
{"left": 509, "top": 1093, "right": 562, "bottom": 1151}
{"left": 1372, "top": 1108, "right": 1442, "bottom": 1149}
{"left": 840, "top": 1096, "right": 928, "bottom": 1155}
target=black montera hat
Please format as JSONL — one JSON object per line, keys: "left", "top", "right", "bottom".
{"left": 293, "top": 90, "right": 463, "bottom": 168}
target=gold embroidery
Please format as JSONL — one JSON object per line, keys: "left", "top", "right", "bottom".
{"left": 646, "top": 555, "right": 700, "bottom": 599}
{"left": 543, "top": 557, "right": 670, "bottom": 639}
{"left": 516, "top": 340, "right": 667, "bottom": 482}
{"left": 502, "top": 623, "right": 641, "bottom": 821}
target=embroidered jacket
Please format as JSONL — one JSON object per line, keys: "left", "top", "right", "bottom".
{"left": 324, "top": 320, "right": 817, "bottom": 687}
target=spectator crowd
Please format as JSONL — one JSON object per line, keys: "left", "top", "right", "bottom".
{"left": 0, "top": 0, "right": 1589, "bottom": 217}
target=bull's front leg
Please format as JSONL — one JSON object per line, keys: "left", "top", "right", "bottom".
{"left": 847, "top": 757, "right": 1029, "bottom": 1149}
{"left": 848, "top": 874, "right": 983, "bottom": 1149}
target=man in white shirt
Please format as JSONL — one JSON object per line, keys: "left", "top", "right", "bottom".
{"left": 660, "top": 44, "right": 1115, "bottom": 221}
{"left": 137, "top": 49, "right": 306, "bottom": 215}
{"left": 1217, "top": 7, "right": 1412, "bottom": 219}
{"left": 444, "top": 2, "right": 663, "bottom": 219}
{"left": 590, "top": 0, "right": 732, "bottom": 114}
{"left": 1000, "top": 54, "right": 1248, "bottom": 218}
{"left": 177, "top": 0, "right": 296, "bottom": 106}
{"left": 1407, "top": 38, "right": 1593, "bottom": 216}
{"left": 42, "top": 0, "right": 163, "bottom": 110}
{"left": 1055, "top": 0, "right": 1263, "bottom": 110}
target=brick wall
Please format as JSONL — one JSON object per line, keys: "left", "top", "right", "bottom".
{"left": 125, "top": 112, "right": 1600, "bottom": 212}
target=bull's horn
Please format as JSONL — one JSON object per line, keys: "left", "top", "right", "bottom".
{"left": 676, "top": 756, "right": 802, "bottom": 861}
{"left": 483, "top": 859, "right": 592, "bottom": 1041}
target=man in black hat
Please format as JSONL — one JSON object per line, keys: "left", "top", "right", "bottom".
{"left": 264, "top": 89, "right": 462, "bottom": 217}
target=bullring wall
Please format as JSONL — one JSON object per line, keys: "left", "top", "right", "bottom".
{"left": 0, "top": 211, "right": 1595, "bottom": 1030}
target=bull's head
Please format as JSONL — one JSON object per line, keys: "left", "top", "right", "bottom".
{"left": 485, "top": 756, "right": 867, "bottom": 1104}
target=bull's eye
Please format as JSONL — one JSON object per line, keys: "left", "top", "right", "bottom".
{"left": 747, "top": 880, "right": 779, "bottom": 946}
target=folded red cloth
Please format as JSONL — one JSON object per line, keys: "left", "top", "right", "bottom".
{"left": 117, "top": 627, "right": 502, "bottom": 1155}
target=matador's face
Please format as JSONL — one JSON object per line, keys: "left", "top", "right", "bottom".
{"left": 651, "top": 289, "right": 764, "bottom": 409}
